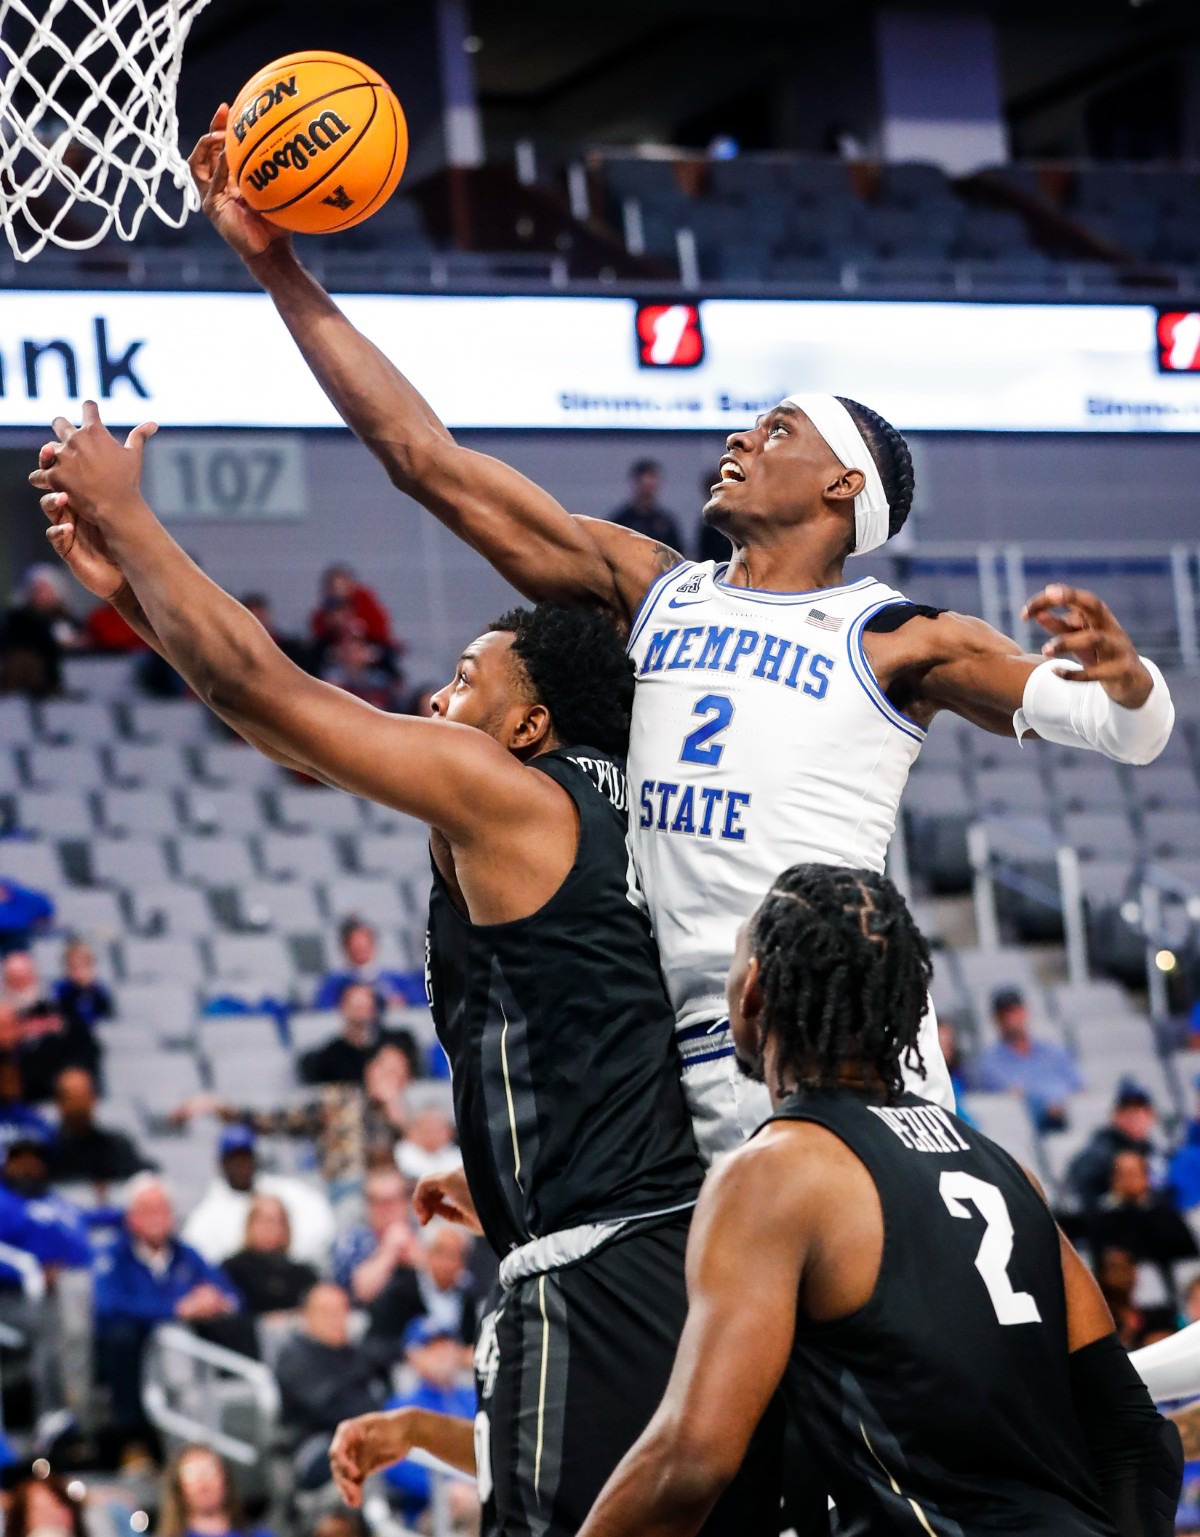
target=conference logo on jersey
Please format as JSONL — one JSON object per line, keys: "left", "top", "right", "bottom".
{"left": 1156, "top": 311, "right": 1200, "bottom": 372}
{"left": 635, "top": 303, "right": 705, "bottom": 368}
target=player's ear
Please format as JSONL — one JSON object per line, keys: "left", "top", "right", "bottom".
{"left": 825, "top": 467, "right": 864, "bottom": 504}
{"left": 512, "top": 702, "right": 552, "bottom": 751}
{"left": 739, "top": 954, "right": 764, "bottom": 1033}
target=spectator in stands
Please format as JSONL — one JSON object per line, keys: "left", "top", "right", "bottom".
{"left": 311, "top": 565, "right": 394, "bottom": 651}
{"left": 51, "top": 940, "right": 113, "bottom": 1080}
{"left": 1067, "top": 1080, "right": 1161, "bottom": 1218}
{"left": 1185, "top": 1274, "right": 1200, "bottom": 1327}
{"left": 241, "top": 592, "right": 311, "bottom": 671}
{"left": 0, "top": 1047, "right": 53, "bottom": 1153}
{"left": 275, "top": 1281, "right": 391, "bottom": 1489}
{"left": 83, "top": 598, "right": 145, "bottom": 654}
{"left": 368, "top": 1221, "right": 477, "bottom": 1353}
{"left": 318, "top": 636, "right": 406, "bottom": 713}
{"left": 394, "top": 1105, "right": 460, "bottom": 1183}
{"left": 183, "top": 1126, "right": 336, "bottom": 1268}
{"left": 5, "top": 1471, "right": 88, "bottom": 1537}
{"left": 0, "top": 879, "right": 54, "bottom": 956}
{"left": 381, "top": 1318, "right": 478, "bottom": 1531}
{"left": 298, "top": 983, "right": 419, "bottom": 1087}
{"left": 221, "top": 1194, "right": 318, "bottom": 1320}
{"left": 313, "top": 920, "right": 418, "bottom": 1013}
{"left": 1089, "top": 1149, "right": 1198, "bottom": 1309}
{"left": 936, "top": 1019, "right": 975, "bottom": 1127}
{"left": 173, "top": 1038, "right": 411, "bottom": 1194}
{"left": 158, "top": 1443, "right": 273, "bottom": 1537}
{"left": 1167, "top": 1073, "right": 1200, "bottom": 1213}
{"left": 332, "top": 1167, "right": 418, "bottom": 1303}
{"left": 968, "top": 986, "right": 1081, "bottom": 1132}
{"left": 47, "top": 1067, "right": 153, "bottom": 1189}
{"left": 609, "top": 460, "right": 682, "bottom": 551}
{"left": 1094, "top": 1247, "right": 1142, "bottom": 1349}
{"left": 0, "top": 950, "right": 66, "bottom": 1102}
{"left": 0, "top": 565, "right": 83, "bottom": 699}
{"left": 94, "top": 1174, "right": 241, "bottom": 1453}
{"left": 0, "top": 1133, "right": 91, "bottom": 1278}
{"left": 310, "top": 1516, "right": 364, "bottom": 1537}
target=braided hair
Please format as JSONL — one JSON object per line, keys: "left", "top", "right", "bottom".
{"left": 747, "top": 864, "right": 930, "bottom": 1100}
{"left": 835, "top": 397, "right": 915, "bottom": 544}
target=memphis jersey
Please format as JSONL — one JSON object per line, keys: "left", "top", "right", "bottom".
{"left": 626, "top": 561, "right": 953, "bottom": 1153}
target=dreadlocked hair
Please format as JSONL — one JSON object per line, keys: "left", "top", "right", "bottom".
{"left": 749, "top": 863, "right": 931, "bottom": 1101}
{"left": 489, "top": 603, "right": 635, "bottom": 758}
{"left": 835, "top": 397, "right": 915, "bottom": 543}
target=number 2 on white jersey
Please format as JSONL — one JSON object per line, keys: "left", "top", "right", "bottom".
{"left": 681, "top": 694, "right": 734, "bottom": 766}
{"left": 939, "top": 1171, "right": 1042, "bottom": 1327}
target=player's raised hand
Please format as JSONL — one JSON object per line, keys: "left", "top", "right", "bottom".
{"left": 1023, "top": 584, "right": 1152, "bottom": 709}
{"left": 29, "top": 403, "right": 157, "bottom": 530}
{"left": 35, "top": 437, "right": 126, "bottom": 600}
{"left": 330, "top": 1410, "right": 416, "bottom": 1507}
{"left": 413, "top": 1166, "right": 483, "bottom": 1235}
{"left": 190, "top": 105, "right": 290, "bottom": 263}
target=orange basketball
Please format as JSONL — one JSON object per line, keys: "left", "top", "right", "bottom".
{"left": 225, "top": 51, "right": 408, "bottom": 234}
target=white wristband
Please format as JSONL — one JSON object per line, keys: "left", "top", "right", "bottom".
{"left": 1013, "top": 655, "right": 1175, "bottom": 766}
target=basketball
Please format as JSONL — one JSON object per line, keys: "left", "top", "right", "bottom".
{"left": 224, "top": 50, "right": 408, "bottom": 234}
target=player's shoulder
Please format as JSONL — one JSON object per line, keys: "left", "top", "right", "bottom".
{"left": 704, "top": 1116, "right": 864, "bottom": 1222}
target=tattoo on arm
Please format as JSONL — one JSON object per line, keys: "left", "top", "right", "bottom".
{"left": 652, "top": 543, "right": 684, "bottom": 577}
{"left": 1171, "top": 1405, "right": 1200, "bottom": 1459}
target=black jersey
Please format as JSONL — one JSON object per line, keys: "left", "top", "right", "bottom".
{"left": 426, "top": 747, "right": 703, "bottom": 1257}
{"left": 765, "top": 1088, "right": 1116, "bottom": 1537}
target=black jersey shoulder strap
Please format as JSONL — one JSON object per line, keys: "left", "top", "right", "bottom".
{"left": 863, "top": 600, "right": 945, "bottom": 633}
{"left": 531, "top": 746, "right": 630, "bottom": 824}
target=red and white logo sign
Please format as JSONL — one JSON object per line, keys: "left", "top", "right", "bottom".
{"left": 636, "top": 303, "right": 705, "bottom": 368}
{"left": 1157, "top": 311, "right": 1200, "bottom": 372}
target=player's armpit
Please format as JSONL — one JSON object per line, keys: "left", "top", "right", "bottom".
{"left": 576, "top": 1129, "right": 807, "bottom": 1537}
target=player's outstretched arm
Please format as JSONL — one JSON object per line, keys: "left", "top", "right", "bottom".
{"left": 1059, "top": 1231, "right": 1182, "bottom": 1537}
{"left": 878, "top": 586, "right": 1173, "bottom": 762}
{"left": 188, "top": 109, "right": 680, "bottom": 626}
{"left": 576, "top": 1130, "right": 805, "bottom": 1537}
{"left": 330, "top": 1406, "right": 476, "bottom": 1508}
{"left": 31, "top": 405, "right": 563, "bottom": 848}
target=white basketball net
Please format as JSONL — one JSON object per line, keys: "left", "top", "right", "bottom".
{"left": 0, "top": 0, "right": 213, "bottom": 260}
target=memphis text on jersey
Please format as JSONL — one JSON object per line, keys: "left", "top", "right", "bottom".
{"left": 635, "top": 620, "right": 836, "bottom": 846}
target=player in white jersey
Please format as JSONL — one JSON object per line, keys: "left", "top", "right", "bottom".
{"left": 188, "top": 118, "right": 1176, "bottom": 1161}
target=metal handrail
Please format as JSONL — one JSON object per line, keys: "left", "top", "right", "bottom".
{"left": 967, "top": 818, "right": 1089, "bottom": 986}
{"left": 142, "top": 1323, "right": 280, "bottom": 1468}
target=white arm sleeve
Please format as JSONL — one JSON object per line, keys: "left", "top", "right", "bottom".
{"left": 1013, "top": 656, "right": 1175, "bottom": 766}
{"left": 1131, "top": 1319, "right": 1200, "bottom": 1403}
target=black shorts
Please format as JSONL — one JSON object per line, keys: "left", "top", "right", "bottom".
{"left": 475, "top": 1211, "right": 783, "bottom": 1537}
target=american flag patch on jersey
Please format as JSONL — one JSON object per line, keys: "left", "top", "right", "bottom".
{"left": 805, "top": 609, "right": 843, "bottom": 632}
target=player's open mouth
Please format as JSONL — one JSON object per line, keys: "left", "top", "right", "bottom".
{"left": 712, "top": 455, "right": 746, "bottom": 492}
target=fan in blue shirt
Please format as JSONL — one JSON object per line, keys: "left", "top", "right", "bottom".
{"left": 383, "top": 1317, "right": 477, "bottom": 1526}
{"left": 969, "top": 987, "right": 1082, "bottom": 1132}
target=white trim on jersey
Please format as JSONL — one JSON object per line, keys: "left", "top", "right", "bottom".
{"left": 846, "top": 599, "right": 928, "bottom": 745}
{"left": 626, "top": 560, "right": 692, "bottom": 653}
{"left": 712, "top": 567, "right": 880, "bottom": 607}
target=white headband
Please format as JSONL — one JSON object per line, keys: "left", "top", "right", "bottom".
{"left": 784, "top": 393, "right": 891, "bottom": 557}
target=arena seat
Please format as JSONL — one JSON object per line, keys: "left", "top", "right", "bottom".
{"left": 287, "top": 1009, "right": 342, "bottom": 1055}
{"left": 16, "top": 790, "right": 96, "bottom": 839}
{"left": 128, "top": 701, "right": 214, "bottom": 745}
{"left": 99, "top": 787, "right": 180, "bottom": 837}
{"left": 0, "top": 699, "right": 33, "bottom": 740}
{"left": 276, "top": 787, "right": 366, "bottom": 834}
{"left": 38, "top": 700, "right": 116, "bottom": 743}
{"left": 128, "top": 883, "right": 215, "bottom": 938}
{"left": 236, "top": 882, "right": 324, "bottom": 934}
{"left": 174, "top": 835, "right": 257, "bottom": 886}
{"left": 0, "top": 838, "right": 65, "bottom": 889}
{"left": 322, "top": 875, "right": 407, "bottom": 925}
{"left": 109, "top": 742, "right": 189, "bottom": 787}
{"left": 196, "top": 744, "right": 287, "bottom": 788}
{"left": 118, "top": 935, "right": 206, "bottom": 986}
{"left": 111, "top": 979, "right": 198, "bottom": 1038}
{"left": 1050, "top": 762, "right": 1129, "bottom": 813}
{"left": 49, "top": 885, "right": 125, "bottom": 937}
{"left": 209, "top": 933, "right": 294, "bottom": 991}
{"left": 960, "top": 1092, "right": 1043, "bottom": 1171}
{"left": 23, "top": 744, "right": 102, "bottom": 790}
{"left": 182, "top": 787, "right": 268, "bottom": 836}
{"left": 89, "top": 835, "right": 172, "bottom": 888}
{"left": 1062, "top": 810, "right": 1138, "bottom": 861}
{"left": 258, "top": 832, "right": 343, "bottom": 881}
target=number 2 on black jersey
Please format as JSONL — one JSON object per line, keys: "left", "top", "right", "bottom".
{"left": 940, "top": 1171, "right": 1043, "bottom": 1327}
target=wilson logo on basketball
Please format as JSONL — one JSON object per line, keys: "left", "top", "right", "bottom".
{"left": 1157, "top": 311, "right": 1200, "bottom": 372}
{"left": 636, "top": 304, "right": 705, "bottom": 369}
{"left": 245, "top": 111, "right": 352, "bottom": 194}
{"left": 231, "top": 77, "right": 298, "bottom": 144}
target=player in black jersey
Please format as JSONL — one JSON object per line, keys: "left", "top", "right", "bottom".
{"left": 30, "top": 406, "right": 778, "bottom": 1537}
{"left": 579, "top": 864, "right": 1182, "bottom": 1537}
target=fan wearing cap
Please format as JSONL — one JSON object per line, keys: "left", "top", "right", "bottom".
{"left": 171, "top": 194, "right": 1177, "bottom": 1163}
{"left": 377, "top": 1316, "right": 478, "bottom": 1531}
{"left": 182, "top": 1126, "right": 336, "bottom": 1270}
